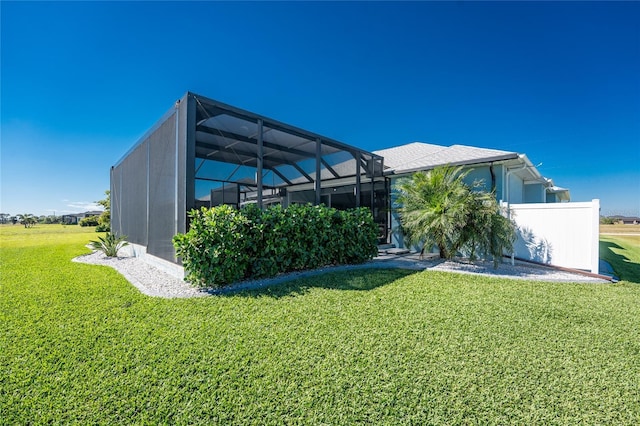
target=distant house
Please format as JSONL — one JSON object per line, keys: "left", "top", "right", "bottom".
{"left": 62, "top": 210, "right": 103, "bottom": 225}
{"left": 610, "top": 215, "right": 640, "bottom": 225}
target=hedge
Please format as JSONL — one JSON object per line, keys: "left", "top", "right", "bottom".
{"left": 173, "top": 204, "right": 379, "bottom": 287}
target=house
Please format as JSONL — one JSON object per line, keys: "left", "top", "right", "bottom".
{"left": 609, "top": 216, "right": 640, "bottom": 225}
{"left": 112, "top": 92, "right": 596, "bottom": 277}
{"left": 62, "top": 210, "right": 104, "bottom": 225}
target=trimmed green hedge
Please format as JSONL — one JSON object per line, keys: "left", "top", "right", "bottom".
{"left": 173, "top": 204, "right": 379, "bottom": 287}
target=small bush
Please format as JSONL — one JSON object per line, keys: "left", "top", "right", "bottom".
{"left": 96, "top": 210, "right": 110, "bottom": 232}
{"left": 79, "top": 215, "right": 100, "bottom": 227}
{"left": 173, "top": 204, "right": 378, "bottom": 288}
{"left": 95, "top": 223, "right": 110, "bottom": 232}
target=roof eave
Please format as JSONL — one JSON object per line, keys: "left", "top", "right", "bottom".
{"left": 385, "top": 153, "right": 520, "bottom": 176}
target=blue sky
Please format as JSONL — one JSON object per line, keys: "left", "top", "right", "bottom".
{"left": 2, "top": 1, "right": 639, "bottom": 217}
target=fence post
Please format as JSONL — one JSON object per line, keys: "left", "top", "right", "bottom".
{"left": 590, "top": 199, "right": 600, "bottom": 273}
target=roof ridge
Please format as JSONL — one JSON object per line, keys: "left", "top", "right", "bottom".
{"left": 374, "top": 141, "right": 441, "bottom": 153}
{"left": 449, "top": 144, "right": 520, "bottom": 156}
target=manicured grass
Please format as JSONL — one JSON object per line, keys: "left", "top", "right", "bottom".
{"left": 2, "top": 225, "right": 640, "bottom": 424}
{"left": 600, "top": 234, "right": 640, "bottom": 283}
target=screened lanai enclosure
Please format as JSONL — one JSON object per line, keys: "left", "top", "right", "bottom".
{"left": 111, "top": 92, "right": 387, "bottom": 264}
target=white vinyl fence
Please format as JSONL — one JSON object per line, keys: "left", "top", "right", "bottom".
{"left": 505, "top": 199, "right": 600, "bottom": 273}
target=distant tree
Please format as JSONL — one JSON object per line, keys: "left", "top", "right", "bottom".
{"left": 600, "top": 216, "right": 615, "bottom": 225}
{"left": 0, "top": 213, "right": 9, "bottom": 224}
{"left": 79, "top": 215, "right": 100, "bottom": 227}
{"left": 18, "top": 214, "right": 37, "bottom": 228}
{"left": 43, "top": 215, "right": 61, "bottom": 224}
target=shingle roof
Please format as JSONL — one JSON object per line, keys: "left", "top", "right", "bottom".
{"left": 373, "top": 142, "right": 519, "bottom": 174}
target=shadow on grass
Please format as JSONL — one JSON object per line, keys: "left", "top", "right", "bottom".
{"left": 217, "top": 268, "right": 419, "bottom": 299}
{"left": 600, "top": 240, "right": 640, "bottom": 284}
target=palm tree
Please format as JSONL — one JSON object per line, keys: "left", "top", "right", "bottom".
{"left": 395, "top": 165, "right": 515, "bottom": 266}
{"left": 395, "top": 166, "right": 473, "bottom": 259}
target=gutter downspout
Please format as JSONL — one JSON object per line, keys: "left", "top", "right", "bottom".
{"left": 489, "top": 163, "right": 496, "bottom": 193}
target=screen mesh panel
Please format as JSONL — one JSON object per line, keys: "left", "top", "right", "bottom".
{"left": 147, "top": 113, "right": 178, "bottom": 262}
{"left": 110, "top": 166, "right": 122, "bottom": 237}
{"left": 114, "top": 141, "right": 148, "bottom": 246}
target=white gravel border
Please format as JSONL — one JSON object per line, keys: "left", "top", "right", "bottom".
{"left": 73, "top": 250, "right": 610, "bottom": 299}
{"left": 73, "top": 251, "right": 208, "bottom": 298}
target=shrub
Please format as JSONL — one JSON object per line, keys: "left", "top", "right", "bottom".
{"left": 340, "top": 207, "right": 380, "bottom": 263}
{"left": 173, "top": 204, "right": 379, "bottom": 288}
{"left": 242, "top": 204, "right": 284, "bottom": 278}
{"left": 173, "top": 205, "right": 253, "bottom": 287}
{"left": 96, "top": 210, "right": 110, "bottom": 232}
{"left": 96, "top": 223, "right": 110, "bottom": 232}
{"left": 79, "top": 215, "right": 100, "bottom": 227}
{"left": 89, "top": 232, "right": 129, "bottom": 257}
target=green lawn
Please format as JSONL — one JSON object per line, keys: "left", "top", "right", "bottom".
{"left": 2, "top": 225, "right": 640, "bottom": 424}
{"left": 600, "top": 234, "right": 640, "bottom": 283}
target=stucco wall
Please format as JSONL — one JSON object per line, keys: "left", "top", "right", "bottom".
{"left": 524, "top": 183, "right": 545, "bottom": 203}
{"left": 507, "top": 173, "right": 524, "bottom": 203}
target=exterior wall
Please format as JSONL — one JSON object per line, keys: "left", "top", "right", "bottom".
{"left": 454, "top": 164, "right": 506, "bottom": 199}
{"left": 463, "top": 166, "right": 492, "bottom": 192}
{"left": 524, "top": 183, "right": 546, "bottom": 203}
{"left": 507, "top": 173, "right": 524, "bottom": 203}
{"left": 507, "top": 199, "right": 600, "bottom": 272}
